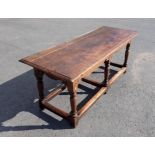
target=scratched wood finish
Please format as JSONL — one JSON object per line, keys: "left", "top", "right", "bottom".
{"left": 20, "top": 26, "right": 137, "bottom": 128}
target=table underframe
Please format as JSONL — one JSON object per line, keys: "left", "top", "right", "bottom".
{"left": 34, "top": 43, "right": 130, "bottom": 128}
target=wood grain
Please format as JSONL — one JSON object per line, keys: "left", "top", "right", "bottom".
{"left": 20, "top": 26, "right": 137, "bottom": 82}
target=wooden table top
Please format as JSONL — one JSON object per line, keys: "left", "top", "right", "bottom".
{"left": 20, "top": 26, "right": 137, "bottom": 82}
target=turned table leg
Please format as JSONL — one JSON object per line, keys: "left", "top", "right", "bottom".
{"left": 103, "top": 59, "right": 110, "bottom": 93}
{"left": 34, "top": 69, "right": 44, "bottom": 110}
{"left": 67, "top": 82, "right": 79, "bottom": 128}
{"left": 123, "top": 43, "right": 130, "bottom": 67}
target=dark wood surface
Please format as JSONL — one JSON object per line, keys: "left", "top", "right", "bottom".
{"left": 20, "top": 26, "right": 137, "bottom": 127}
{"left": 20, "top": 26, "right": 137, "bottom": 82}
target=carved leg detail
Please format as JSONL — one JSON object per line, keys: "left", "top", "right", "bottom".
{"left": 104, "top": 59, "right": 110, "bottom": 87}
{"left": 123, "top": 43, "right": 130, "bottom": 67}
{"left": 67, "top": 82, "right": 79, "bottom": 128}
{"left": 34, "top": 69, "right": 44, "bottom": 110}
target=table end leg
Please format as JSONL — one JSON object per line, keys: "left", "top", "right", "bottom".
{"left": 34, "top": 68, "right": 45, "bottom": 110}
{"left": 67, "top": 81, "right": 79, "bottom": 128}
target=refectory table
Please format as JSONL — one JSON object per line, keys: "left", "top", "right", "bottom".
{"left": 20, "top": 26, "right": 137, "bottom": 128}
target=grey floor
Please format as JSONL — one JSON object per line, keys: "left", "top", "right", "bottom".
{"left": 0, "top": 19, "right": 155, "bottom": 137}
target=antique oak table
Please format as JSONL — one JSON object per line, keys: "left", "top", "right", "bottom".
{"left": 20, "top": 26, "right": 137, "bottom": 128}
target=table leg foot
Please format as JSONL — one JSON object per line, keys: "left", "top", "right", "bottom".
{"left": 68, "top": 114, "right": 79, "bottom": 128}
{"left": 39, "top": 103, "right": 45, "bottom": 110}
